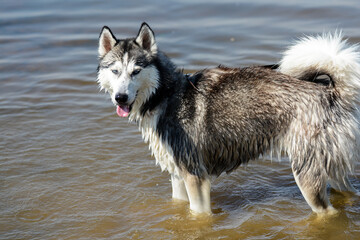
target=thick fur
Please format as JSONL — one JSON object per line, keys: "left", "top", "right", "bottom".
{"left": 97, "top": 23, "right": 360, "bottom": 214}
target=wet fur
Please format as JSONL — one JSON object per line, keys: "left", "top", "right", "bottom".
{"left": 97, "top": 23, "right": 359, "bottom": 214}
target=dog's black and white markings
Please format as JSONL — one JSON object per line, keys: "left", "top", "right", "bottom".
{"left": 98, "top": 23, "right": 359, "bottom": 214}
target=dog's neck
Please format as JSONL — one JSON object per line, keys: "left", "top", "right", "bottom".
{"left": 138, "top": 51, "right": 185, "bottom": 116}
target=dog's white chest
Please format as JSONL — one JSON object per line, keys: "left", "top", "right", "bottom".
{"left": 137, "top": 113, "right": 180, "bottom": 176}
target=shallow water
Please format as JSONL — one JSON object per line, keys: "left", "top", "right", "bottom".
{"left": 1, "top": 0, "right": 359, "bottom": 239}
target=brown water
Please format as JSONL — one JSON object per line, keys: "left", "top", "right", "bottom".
{"left": 1, "top": 0, "right": 359, "bottom": 239}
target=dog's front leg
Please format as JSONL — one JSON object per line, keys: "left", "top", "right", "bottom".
{"left": 183, "top": 173, "right": 211, "bottom": 214}
{"left": 171, "top": 174, "right": 189, "bottom": 201}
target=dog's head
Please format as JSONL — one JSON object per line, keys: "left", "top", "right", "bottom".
{"left": 97, "top": 23, "right": 159, "bottom": 118}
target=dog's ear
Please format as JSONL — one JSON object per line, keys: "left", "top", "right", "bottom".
{"left": 99, "top": 26, "right": 117, "bottom": 58}
{"left": 135, "top": 22, "right": 157, "bottom": 54}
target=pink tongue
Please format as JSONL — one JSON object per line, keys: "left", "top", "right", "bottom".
{"left": 116, "top": 105, "right": 130, "bottom": 117}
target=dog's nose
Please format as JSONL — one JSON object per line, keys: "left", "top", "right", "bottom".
{"left": 115, "top": 93, "right": 128, "bottom": 104}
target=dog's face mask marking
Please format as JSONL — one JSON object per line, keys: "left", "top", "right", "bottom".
{"left": 97, "top": 23, "right": 159, "bottom": 117}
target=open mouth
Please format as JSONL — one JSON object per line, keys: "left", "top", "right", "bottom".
{"left": 115, "top": 91, "right": 138, "bottom": 118}
{"left": 116, "top": 104, "right": 133, "bottom": 118}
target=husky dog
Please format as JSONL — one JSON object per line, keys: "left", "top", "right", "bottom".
{"left": 97, "top": 23, "right": 359, "bottom": 214}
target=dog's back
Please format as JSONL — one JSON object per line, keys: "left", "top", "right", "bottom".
{"left": 161, "top": 65, "right": 353, "bottom": 176}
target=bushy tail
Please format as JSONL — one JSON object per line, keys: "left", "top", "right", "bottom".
{"left": 279, "top": 33, "right": 360, "bottom": 191}
{"left": 279, "top": 32, "right": 360, "bottom": 108}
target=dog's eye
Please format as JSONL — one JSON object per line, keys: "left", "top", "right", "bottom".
{"left": 112, "top": 69, "right": 119, "bottom": 74}
{"left": 132, "top": 69, "right": 141, "bottom": 76}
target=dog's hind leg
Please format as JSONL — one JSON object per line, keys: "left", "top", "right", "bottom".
{"left": 183, "top": 173, "right": 211, "bottom": 214}
{"left": 171, "top": 174, "right": 189, "bottom": 201}
{"left": 291, "top": 161, "right": 335, "bottom": 214}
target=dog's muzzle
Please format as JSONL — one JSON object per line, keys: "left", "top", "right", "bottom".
{"left": 114, "top": 93, "right": 133, "bottom": 118}
{"left": 115, "top": 93, "right": 128, "bottom": 105}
